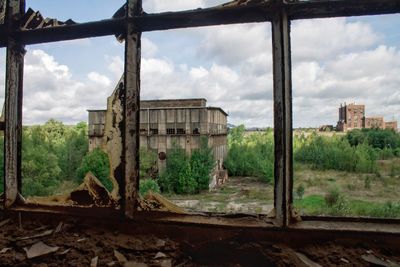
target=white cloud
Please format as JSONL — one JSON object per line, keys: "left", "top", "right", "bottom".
{"left": 1, "top": 16, "right": 399, "bottom": 128}
{"left": 23, "top": 49, "right": 115, "bottom": 124}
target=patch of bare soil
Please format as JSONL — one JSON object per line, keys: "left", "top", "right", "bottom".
{"left": 1, "top": 215, "right": 399, "bottom": 267}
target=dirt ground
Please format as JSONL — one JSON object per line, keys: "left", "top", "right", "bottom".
{"left": 167, "top": 176, "right": 274, "bottom": 214}
{"left": 0, "top": 214, "right": 400, "bottom": 267}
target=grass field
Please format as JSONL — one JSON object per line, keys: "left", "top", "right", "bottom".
{"left": 166, "top": 158, "right": 400, "bottom": 218}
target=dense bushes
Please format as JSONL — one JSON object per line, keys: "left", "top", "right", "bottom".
{"left": 158, "top": 137, "right": 215, "bottom": 194}
{"left": 139, "top": 179, "right": 160, "bottom": 196}
{"left": 224, "top": 125, "right": 274, "bottom": 183}
{"left": 21, "top": 120, "right": 89, "bottom": 196}
{"left": 294, "top": 133, "right": 377, "bottom": 173}
{"left": 346, "top": 128, "right": 400, "bottom": 150}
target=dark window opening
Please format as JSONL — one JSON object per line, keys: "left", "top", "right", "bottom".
{"left": 176, "top": 128, "right": 185, "bottom": 134}
{"left": 167, "top": 128, "right": 176, "bottom": 135}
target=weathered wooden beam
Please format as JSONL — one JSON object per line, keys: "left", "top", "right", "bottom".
{"left": 136, "top": 4, "right": 271, "bottom": 32}
{"left": 287, "top": 0, "right": 400, "bottom": 20}
{"left": 0, "top": 0, "right": 398, "bottom": 47}
{"left": 272, "top": 7, "right": 293, "bottom": 227}
{"left": 13, "top": 18, "right": 125, "bottom": 46}
{"left": 123, "top": 0, "right": 142, "bottom": 219}
{"left": 4, "top": 0, "right": 25, "bottom": 208}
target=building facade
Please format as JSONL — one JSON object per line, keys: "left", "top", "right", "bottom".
{"left": 88, "top": 98, "right": 228, "bottom": 170}
{"left": 336, "top": 102, "right": 397, "bottom": 131}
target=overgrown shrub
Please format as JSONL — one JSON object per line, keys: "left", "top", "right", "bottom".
{"left": 139, "top": 179, "right": 160, "bottom": 196}
{"left": 296, "top": 184, "right": 305, "bottom": 200}
{"left": 294, "top": 133, "right": 377, "bottom": 173}
{"left": 139, "top": 148, "right": 158, "bottom": 179}
{"left": 325, "top": 186, "right": 341, "bottom": 207}
{"left": 224, "top": 125, "right": 274, "bottom": 183}
{"left": 158, "top": 143, "right": 197, "bottom": 194}
{"left": 76, "top": 148, "right": 112, "bottom": 192}
{"left": 190, "top": 137, "right": 215, "bottom": 191}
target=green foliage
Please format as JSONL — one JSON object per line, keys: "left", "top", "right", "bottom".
{"left": 76, "top": 148, "right": 112, "bottom": 191}
{"left": 295, "top": 184, "right": 305, "bottom": 200}
{"left": 17, "top": 120, "right": 89, "bottom": 196}
{"left": 294, "top": 133, "right": 377, "bottom": 173}
{"left": 139, "top": 148, "right": 158, "bottom": 179}
{"left": 22, "top": 128, "right": 62, "bottom": 196}
{"left": 159, "top": 137, "right": 214, "bottom": 195}
{"left": 346, "top": 128, "right": 400, "bottom": 150}
{"left": 190, "top": 137, "right": 215, "bottom": 191}
{"left": 224, "top": 126, "right": 274, "bottom": 183}
{"left": 139, "top": 179, "right": 160, "bottom": 196}
{"left": 325, "top": 186, "right": 341, "bottom": 207}
{"left": 57, "top": 123, "right": 89, "bottom": 181}
{"left": 296, "top": 195, "right": 400, "bottom": 218}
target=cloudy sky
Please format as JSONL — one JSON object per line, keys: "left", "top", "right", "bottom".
{"left": 0, "top": 0, "right": 399, "bottom": 128}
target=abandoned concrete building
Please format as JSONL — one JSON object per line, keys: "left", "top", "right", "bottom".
{"left": 88, "top": 83, "right": 228, "bottom": 170}
{"left": 337, "top": 102, "right": 398, "bottom": 131}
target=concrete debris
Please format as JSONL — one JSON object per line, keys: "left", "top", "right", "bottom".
{"left": 294, "top": 252, "right": 323, "bottom": 267}
{"left": 362, "top": 254, "right": 400, "bottom": 267}
{"left": 154, "top": 252, "right": 167, "bottom": 259}
{"left": 0, "top": 218, "right": 11, "bottom": 228}
{"left": 21, "top": 8, "right": 76, "bottom": 30}
{"left": 70, "top": 172, "right": 114, "bottom": 207}
{"left": 58, "top": 248, "right": 72, "bottom": 255}
{"left": 0, "top": 248, "right": 11, "bottom": 254}
{"left": 24, "top": 241, "right": 60, "bottom": 259}
{"left": 340, "top": 257, "right": 350, "bottom": 264}
{"left": 91, "top": 256, "right": 99, "bottom": 267}
{"left": 53, "top": 222, "right": 63, "bottom": 234}
{"left": 159, "top": 259, "right": 172, "bottom": 267}
{"left": 124, "top": 262, "right": 149, "bottom": 267}
{"left": 114, "top": 249, "right": 128, "bottom": 263}
{"left": 16, "top": 229, "right": 53, "bottom": 241}
{"left": 139, "top": 192, "right": 187, "bottom": 214}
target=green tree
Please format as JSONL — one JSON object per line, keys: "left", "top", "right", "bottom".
{"left": 22, "top": 128, "right": 62, "bottom": 196}
{"left": 76, "top": 148, "right": 112, "bottom": 191}
{"left": 139, "top": 148, "right": 157, "bottom": 179}
{"left": 57, "top": 123, "right": 88, "bottom": 181}
{"left": 158, "top": 142, "right": 197, "bottom": 194}
{"left": 190, "top": 137, "right": 215, "bottom": 191}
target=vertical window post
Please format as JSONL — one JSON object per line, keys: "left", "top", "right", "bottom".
{"left": 4, "top": 0, "right": 25, "bottom": 208}
{"left": 123, "top": 0, "right": 142, "bottom": 218}
{"left": 272, "top": 4, "right": 293, "bottom": 227}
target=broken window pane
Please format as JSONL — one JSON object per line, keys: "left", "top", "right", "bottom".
{"left": 292, "top": 15, "right": 400, "bottom": 219}
{"left": 21, "top": 37, "right": 123, "bottom": 208}
{"left": 139, "top": 22, "right": 274, "bottom": 215}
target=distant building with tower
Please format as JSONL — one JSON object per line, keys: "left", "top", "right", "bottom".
{"left": 336, "top": 102, "right": 397, "bottom": 132}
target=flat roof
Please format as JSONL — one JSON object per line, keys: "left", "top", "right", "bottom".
{"left": 88, "top": 106, "right": 228, "bottom": 116}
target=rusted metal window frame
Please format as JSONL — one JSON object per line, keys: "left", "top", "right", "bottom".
{"left": 1, "top": 0, "right": 400, "bottom": 229}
